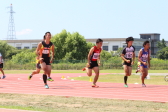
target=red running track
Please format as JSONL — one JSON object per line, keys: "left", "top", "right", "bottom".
{"left": 0, "top": 73, "right": 168, "bottom": 103}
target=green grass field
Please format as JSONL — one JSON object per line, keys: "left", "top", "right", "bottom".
{"left": 71, "top": 74, "right": 168, "bottom": 85}
{"left": 0, "top": 93, "right": 167, "bottom": 112}
{"left": 3, "top": 69, "right": 168, "bottom": 74}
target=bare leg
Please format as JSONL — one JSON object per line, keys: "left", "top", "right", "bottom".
{"left": 123, "top": 65, "right": 129, "bottom": 85}
{"left": 0, "top": 68, "right": 5, "bottom": 75}
{"left": 92, "top": 67, "right": 99, "bottom": 85}
{"left": 140, "top": 66, "right": 148, "bottom": 85}
{"left": 46, "top": 65, "right": 51, "bottom": 77}
{"left": 31, "top": 68, "right": 40, "bottom": 75}
{"left": 86, "top": 68, "right": 92, "bottom": 77}
{"left": 128, "top": 66, "right": 132, "bottom": 76}
{"left": 41, "top": 62, "right": 48, "bottom": 85}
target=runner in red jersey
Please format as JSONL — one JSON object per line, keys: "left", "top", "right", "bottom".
{"left": 82, "top": 38, "right": 103, "bottom": 88}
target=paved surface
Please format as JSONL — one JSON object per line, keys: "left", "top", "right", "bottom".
{"left": 0, "top": 73, "right": 168, "bottom": 111}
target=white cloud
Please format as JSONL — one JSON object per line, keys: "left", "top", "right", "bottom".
{"left": 16, "top": 29, "right": 32, "bottom": 35}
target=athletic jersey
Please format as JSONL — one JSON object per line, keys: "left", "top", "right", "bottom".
{"left": 90, "top": 46, "right": 102, "bottom": 61}
{"left": 40, "top": 41, "right": 53, "bottom": 58}
{"left": 140, "top": 48, "right": 149, "bottom": 62}
{"left": 122, "top": 46, "right": 135, "bottom": 59}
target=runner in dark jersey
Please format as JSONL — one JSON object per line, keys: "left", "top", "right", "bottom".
{"left": 28, "top": 36, "right": 53, "bottom": 81}
{"left": 121, "top": 37, "right": 135, "bottom": 87}
{"left": 82, "top": 38, "right": 103, "bottom": 87}
{"left": 36, "top": 32, "right": 54, "bottom": 89}
{"left": 138, "top": 40, "right": 150, "bottom": 87}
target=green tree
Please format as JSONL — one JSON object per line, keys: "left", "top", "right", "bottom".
{"left": 64, "top": 32, "right": 91, "bottom": 60}
{"left": 156, "top": 39, "right": 167, "bottom": 49}
{"left": 51, "top": 30, "right": 93, "bottom": 60}
{"left": 0, "top": 40, "right": 18, "bottom": 59}
{"left": 51, "top": 30, "right": 68, "bottom": 60}
{"left": 10, "top": 49, "right": 36, "bottom": 64}
{"left": 114, "top": 47, "right": 123, "bottom": 57}
{"left": 100, "top": 50, "right": 112, "bottom": 61}
{"left": 157, "top": 47, "right": 168, "bottom": 59}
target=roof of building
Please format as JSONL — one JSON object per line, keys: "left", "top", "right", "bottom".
{"left": 139, "top": 33, "right": 160, "bottom": 35}
{"left": 1, "top": 38, "right": 149, "bottom": 43}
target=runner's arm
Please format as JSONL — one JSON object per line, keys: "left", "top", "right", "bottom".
{"left": 121, "top": 54, "right": 127, "bottom": 62}
{"left": 148, "top": 50, "right": 150, "bottom": 68}
{"left": 87, "top": 47, "right": 94, "bottom": 64}
{"left": 120, "top": 48, "right": 128, "bottom": 62}
{"left": 132, "top": 52, "right": 135, "bottom": 63}
{"left": 36, "top": 42, "right": 42, "bottom": 56}
{"left": 138, "top": 49, "right": 144, "bottom": 64}
{"left": 50, "top": 45, "right": 55, "bottom": 63}
{"left": 98, "top": 55, "right": 101, "bottom": 64}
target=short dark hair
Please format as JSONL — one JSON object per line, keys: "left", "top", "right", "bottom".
{"left": 96, "top": 38, "right": 103, "bottom": 43}
{"left": 126, "top": 36, "right": 134, "bottom": 43}
{"left": 43, "top": 35, "right": 45, "bottom": 40}
{"left": 43, "top": 32, "right": 51, "bottom": 40}
{"left": 143, "top": 40, "right": 150, "bottom": 47}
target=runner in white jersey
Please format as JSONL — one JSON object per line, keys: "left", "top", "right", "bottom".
{"left": 121, "top": 37, "right": 135, "bottom": 87}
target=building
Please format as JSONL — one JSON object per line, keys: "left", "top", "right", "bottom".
{"left": 2, "top": 33, "right": 164, "bottom": 57}
{"left": 4, "top": 39, "right": 42, "bottom": 49}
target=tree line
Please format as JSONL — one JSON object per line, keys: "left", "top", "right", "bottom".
{"left": 0, "top": 30, "right": 168, "bottom": 65}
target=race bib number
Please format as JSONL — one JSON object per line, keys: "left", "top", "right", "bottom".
{"left": 93, "top": 53, "right": 99, "bottom": 59}
{"left": 126, "top": 52, "right": 133, "bottom": 58}
{"left": 142, "top": 54, "right": 148, "bottom": 62}
{"left": 42, "top": 50, "right": 49, "bottom": 54}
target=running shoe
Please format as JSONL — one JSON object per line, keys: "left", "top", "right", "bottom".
{"left": 135, "top": 70, "right": 138, "bottom": 73}
{"left": 28, "top": 75, "right": 32, "bottom": 80}
{"left": 44, "top": 85, "right": 49, "bottom": 89}
{"left": 47, "top": 77, "right": 54, "bottom": 81}
{"left": 82, "top": 67, "right": 86, "bottom": 71}
{"left": 2, "top": 75, "right": 6, "bottom": 79}
{"left": 142, "top": 84, "right": 146, "bottom": 87}
{"left": 92, "top": 84, "right": 99, "bottom": 88}
{"left": 124, "top": 84, "right": 128, "bottom": 88}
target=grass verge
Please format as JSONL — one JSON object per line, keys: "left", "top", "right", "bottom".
{"left": 3, "top": 69, "right": 168, "bottom": 74}
{"left": 0, "top": 93, "right": 167, "bottom": 112}
{"left": 71, "top": 74, "right": 168, "bottom": 85}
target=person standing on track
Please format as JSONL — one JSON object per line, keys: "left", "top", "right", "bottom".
{"left": 82, "top": 38, "right": 103, "bottom": 88}
{"left": 36, "top": 32, "right": 54, "bottom": 89}
{"left": 121, "top": 37, "right": 135, "bottom": 87}
{"left": 138, "top": 40, "right": 150, "bottom": 87}
{"left": 0, "top": 53, "right": 5, "bottom": 79}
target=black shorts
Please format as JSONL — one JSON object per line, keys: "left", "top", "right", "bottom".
{"left": 42, "top": 57, "right": 51, "bottom": 65}
{"left": 123, "top": 59, "right": 132, "bottom": 67}
{"left": 0, "top": 63, "right": 3, "bottom": 68}
{"left": 36, "top": 63, "right": 41, "bottom": 69}
{"left": 88, "top": 61, "right": 98, "bottom": 69}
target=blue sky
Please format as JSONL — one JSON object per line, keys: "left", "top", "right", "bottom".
{"left": 0, "top": 0, "right": 168, "bottom": 40}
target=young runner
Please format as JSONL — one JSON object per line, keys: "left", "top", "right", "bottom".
{"left": 0, "top": 53, "right": 5, "bottom": 79}
{"left": 28, "top": 36, "right": 54, "bottom": 82}
{"left": 82, "top": 38, "right": 103, "bottom": 87}
{"left": 36, "top": 32, "right": 54, "bottom": 89}
{"left": 138, "top": 40, "right": 150, "bottom": 87}
{"left": 121, "top": 37, "right": 135, "bottom": 87}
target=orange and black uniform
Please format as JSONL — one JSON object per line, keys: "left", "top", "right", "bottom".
{"left": 40, "top": 41, "right": 53, "bottom": 65}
